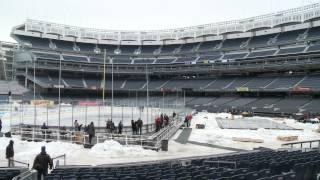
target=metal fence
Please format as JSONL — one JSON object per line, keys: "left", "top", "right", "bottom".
{"left": 0, "top": 99, "right": 187, "bottom": 131}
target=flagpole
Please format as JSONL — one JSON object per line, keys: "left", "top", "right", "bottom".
{"left": 146, "top": 64, "right": 149, "bottom": 133}
{"left": 101, "top": 49, "right": 106, "bottom": 128}
{"left": 58, "top": 52, "right": 62, "bottom": 129}
{"left": 33, "top": 57, "right": 36, "bottom": 127}
{"left": 111, "top": 58, "right": 114, "bottom": 121}
{"left": 103, "top": 49, "right": 106, "bottom": 107}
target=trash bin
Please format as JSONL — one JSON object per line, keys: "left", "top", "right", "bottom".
{"left": 161, "top": 139, "right": 168, "bottom": 151}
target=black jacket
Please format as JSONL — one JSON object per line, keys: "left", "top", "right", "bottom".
{"left": 137, "top": 119, "right": 143, "bottom": 127}
{"left": 6, "top": 144, "right": 14, "bottom": 159}
{"left": 87, "top": 124, "right": 95, "bottom": 136}
{"left": 33, "top": 152, "right": 53, "bottom": 171}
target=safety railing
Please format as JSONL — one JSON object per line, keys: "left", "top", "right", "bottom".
{"left": 0, "top": 159, "right": 29, "bottom": 168}
{"left": 12, "top": 170, "right": 37, "bottom": 180}
{"left": 12, "top": 160, "right": 30, "bottom": 168}
{"left": 11, "top": 111, "right": 189, "bottom": 151}
{"left": 152, "top": 115, "right": 185, "bottom": 149}
{"left": 52, "top": 154, "right": 66, "bottom": 168}
{"left": 282, "top": 139, "right": 320, "bottom": 150}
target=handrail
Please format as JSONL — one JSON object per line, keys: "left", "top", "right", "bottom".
{"left": 12, "top": 160, "right": 30, "bottom": 168}
{"left": 282, "top": 139, "right": 320, "bottom": 150}
{"left": 52, "top": 154, "right": 66, "bottom": 167}
{"left": 12, "top": 169, "right": 37, "bottom": 180}
{"left": 52, "top": 154, "right": 66, "bottom": 160}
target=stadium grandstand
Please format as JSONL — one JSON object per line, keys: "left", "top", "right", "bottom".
{"left": 2, "top": 2, "right": 320, "bottom": 180}
{"left": 10, "top": 3, "right": 320, "bottom": 116}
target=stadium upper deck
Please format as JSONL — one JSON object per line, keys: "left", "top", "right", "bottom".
{"left": 11, "top": 3, "right": 320, "bottom": 44}
{"left": 9, "top": 3, "right": 320, "bottom": 69}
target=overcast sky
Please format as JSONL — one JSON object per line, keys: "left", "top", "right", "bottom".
{"left": 0, "top": 0, "right": 318, "bottom": 42}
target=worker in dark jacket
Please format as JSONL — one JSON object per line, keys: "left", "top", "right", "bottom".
{"left": 118, "top": 121, "right": 123, "bottom": 134}
{"left": 137, "top": 118, "right": 143, "bottom": 135}
{"left": 6, "top": 140, "right": 14, "bottom": 167}
{"left": 87, "top": 122, "right": 95, "bottom": 144}
{"left": 33, "top": 146, "right": 53, "bottom": 180}
{"left": 131, "top": 120, "right": 136, "bottom": 135}
{"left": 0, "top": 118, "right": 2, "bottom": 132}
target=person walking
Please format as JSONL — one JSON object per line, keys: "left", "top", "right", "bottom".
{"left": 110, "top": 120, "right": 115, "bottom": 134}
{"left": 131, "top": 120, "right": 136, "bottom": 135}
{"left": 33, "top": 146, "right": 53, "bottom": 180}
{"left": 118, "top": 121, "right": 123, "bottom": 134}
{"left": 74, "top": 120, "right": 79, "bottom": 131}
{"left": 155, "top": 116, "right": 161, "bottom": 132}
{"left": 6, "top": 140, "right": 14, "bottom": 167}
{"left": 0, "top": 118, "right": 2, "bottom": 133}
{"left": 87, "top": 122, "right": 95, "bottom": 144}
{"left": 137, "top": 118, "right": 143, "bottom": 135}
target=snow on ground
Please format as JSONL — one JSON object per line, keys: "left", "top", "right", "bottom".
{"left": 189, "top": 112, "right": 320, "bottom": 150}
{"left": 0, "top": 136, "right": 230, "bottom": 167}
{"left": 1, "top": 111, "right": 318, "bottom": 167}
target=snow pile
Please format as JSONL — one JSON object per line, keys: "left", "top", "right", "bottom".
{"left": 90, "top": 140, "right": 157, "bottom": 158}
{"left": 0, "top": 137, "right": 84, "bottom": 167}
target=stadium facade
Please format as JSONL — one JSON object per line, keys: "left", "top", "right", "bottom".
{"left": 0, "top": 41, "right": 17, "bottom": 81}
{"left": 9, "top": 3, "right": 320, "bottom": 116}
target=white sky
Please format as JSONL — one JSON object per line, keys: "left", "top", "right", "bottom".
{"left": 0, "top": 0, "right": 318, "bottom": 42}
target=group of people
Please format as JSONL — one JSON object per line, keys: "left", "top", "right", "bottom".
{"left": 105, "top": 119, "right": 123, "bottom": 134}
{"left": 6, "top": 140, "right": 53, "bottom": 180}
{"left": 131, "top": 118, "right": 143, "bottom": 135}
{"left": 155, "top": 114, "right": 170, "bottom": 132}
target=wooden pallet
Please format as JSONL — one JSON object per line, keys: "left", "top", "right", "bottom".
{"left": 232, "top": 137, "right": 264, "bottom": 143}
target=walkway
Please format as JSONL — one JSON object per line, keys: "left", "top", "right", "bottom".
{"left": 175, "top": 128, "right": 246, "bottom": 152}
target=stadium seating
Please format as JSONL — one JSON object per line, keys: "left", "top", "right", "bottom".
{"left": 242, "top": 77, "right": 276, "bottom": 89}
{"left": 273, "top": 98, "right": 311, "bottom": 113}
{"left": 154, "top": 58, "right": 176, "bottom": 64}
{"left": 160, "top": 44, "right": 181, "bottom": 54}
{"left": 64, "top": 78, "right": 85, "bottom": 88}
{"left": 34, "top": 52, "right": 60, "bottom": 60}
{"left": 307, "top": 44, "right": 320, "bottom": 52}
{"left": 277, "top": 46, "right": 306, "bottom": 55}
{"left": 13, "top": 24, "right": 320, "bottom": 116}
{"left": 133, "top": 59, "right": 155, "bottom": 64}
{"left": 247, "top": 50, "right": 277, "bottom": 58}
{"left": 140, "top": 45, "right": 160, "bottom": 54}
{"left": 63, "top": 55, "right": 89, "bottom": 62}
{"left": 297, "top": 74, "right": 320, "bottom": 89}
{"left": 276, "top": 29, "right": 307, "bottom": 44}
{"left": 198, "top": 40, "right": 222, "bottom": 51}
{"left": 223, "top": 52, "right": 248, "bottom": 60}
{"left": 179, "top": 43, "right": 199, "bottom": 53}
{"left": 52, "top": 40, "right": 74, "bottom": 51}
{"left": 306, "top": 26, "right": 320, "bottom": 40}
{"left": 119, "top": 45, "right": 138, "bottom": 54}
{"left": 0, "top": 168, "right": 25, "bottom": 180}
{"left": 265, "top": 76, "right": 303, "bottom": 90}
{"left": 248, "top": 34, "right": 277, "bottom": 48}
{"left": 174, "top": 57, "right": 197, "bottom": 63}
{"left": 112, "top": 56, "right": 132, "bottom": 64}
{"left": 32, "top": 74, "right": 320, "bottom": 93}
{"left": 46, "top": 149, "right": 320, "bottom": 180}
